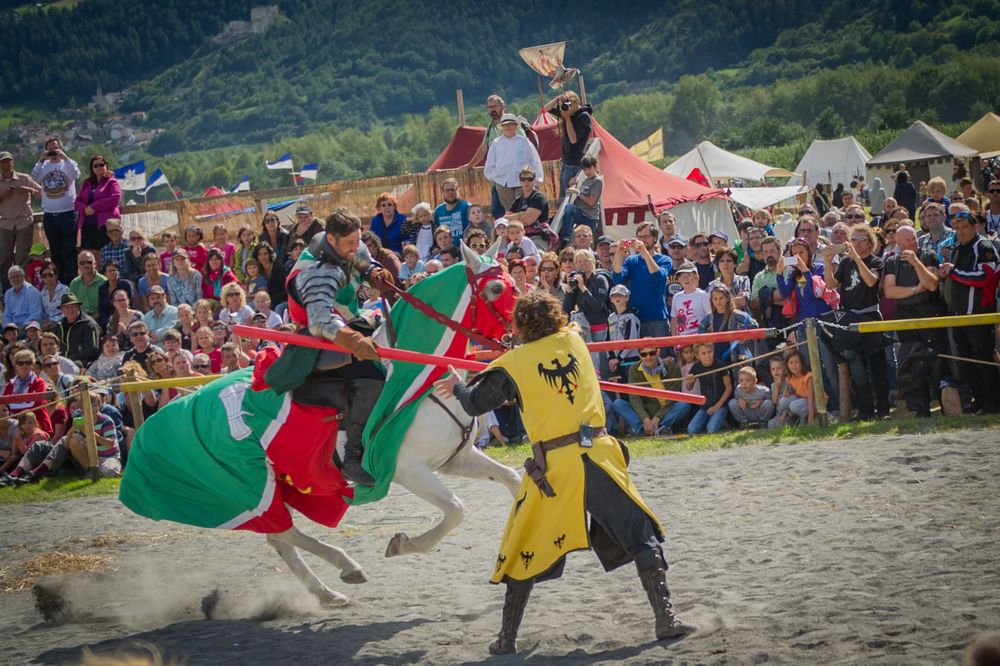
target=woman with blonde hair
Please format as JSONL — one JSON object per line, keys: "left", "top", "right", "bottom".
{"left": 218, "top": 283, "right": 254, "bottom": 326}
{"left": 167, "top": 251, "right": 203, "bottom": 306}
{"left": 193, "top": 299, "right": 216, "bottom": 331}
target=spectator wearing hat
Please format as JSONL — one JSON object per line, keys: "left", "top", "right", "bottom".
{"left": 23, "top": 321, "right": 42, "bottom": 354}
{"left": 32, "top": 139, "right": 80, "bottom": 282}
{"left": 3, "top": 265, "right": 43, "bottom": 329}
{"left": 493, "top": 218, "right": 510, "bottom": 256}
{"left": 665, "top": 236, "right": 689, "bottom": 274}
{"left": 709, "top": 230, "right": 730, "bottom": 256}
{"left": 690, "top": 232, "right": 716, "bottom": 290}
{"left": 142, "top": 286, "right": 179, "bottom": 342}
{"left": 560, "top": 155, "right": 603, "bottom": 243}
{"left": 0, "top": 151, "right": 41, "bottom": 291}
{"left": 68, "top": 250, "right": 107, "bottom": 319}
{"left": 483, "top": 113, "right": 543, "bottom": 213}
{"left": 25, "top": 244, "right": 49, "bottom": 290}
{"left": 286, "top": 204, "right": 324, "bottom": 254}
{"left": 99, "top": 218, "right": 129, "bottom": 272}
{"left": 595, "top": 235, "right": 614, "bottom": 272}
{"left": 434, "top": 178, "right": 470, "bottom": 246}
{"left": 607, "top": 284, "right": 642, "bottom": 370}
{"left": 671, "top": 261, "right": 711, "bottom": 336}
{"left": 54, "top": 292, "right": 101, "bottom": 366}
{"left": 611, "top": 222, "right": 672, "bottom": 339}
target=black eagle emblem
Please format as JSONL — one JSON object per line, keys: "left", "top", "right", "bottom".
{"left": 537, "top": 354, "right": 581, "bottom": 404}
{"left": 495, "top": 554, "right": 507, "bottom": 572}
{"left": 553, "top": 534, "right": 566, "bottom": 550}
{"left": 520, "top": 551, "right": 535, "bottom": 569}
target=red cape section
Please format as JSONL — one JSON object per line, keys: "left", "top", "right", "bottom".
{"left": 427, "top": 119, "right": 726, "bottom": 223}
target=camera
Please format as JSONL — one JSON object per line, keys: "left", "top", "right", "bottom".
{"left": 47, "top": 150, "right": 58, "bottom": 158}
{"left": 568, "top": 270, "right": 583, "bottom": 289}
{"left": 560, "top": 100, "right": 572, "bottom": 111}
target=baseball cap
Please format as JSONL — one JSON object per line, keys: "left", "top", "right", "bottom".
{"left": 499, "top": 113, "right": 519, "bottom": 125}
{"left": 295, "top": 204, "right": 312, "bottom": 215}
{"left": 709, "top": 230, "right": 729, "bottom": 243}
{"left": 29, "top": 243, "right": 47, "bottom": 256}
{"left": 148, "top": 285, "right": 166, "bottom": 295}
{"left": 673, "top": 261, "right": 697, "bottom": 275}
{"left": 25, "top": 321, "right": 40, "bottom": 331}
{"left": 0, "top": 151, "right": 13, "bottom": 161}
{"left": 3, "top": 323, "right": 18, "bottom": 332}
{"left": 667, "top": 235, "right": 688, "bottom": 248}
{"left": 493, "top": 217, "right": 510, "bottom": 229}
{"left": 609, "top": 284, "right": 630, "bottom": 297}
{"left": 251, "top": 312, "right": 267, "bottom": 322}
{"left": 596, "top": 235, "right": 613, "bottom": 246}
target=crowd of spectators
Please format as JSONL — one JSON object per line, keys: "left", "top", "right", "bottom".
{"left": 2, "top": 120, "right": 999, "bottom": 483}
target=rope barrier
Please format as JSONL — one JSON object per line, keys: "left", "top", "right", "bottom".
{"left": 622, "top": 340, "right": 808, "bottom": 388}
{"left": 938, "top": 353, "right": 1000, "bottom": 368}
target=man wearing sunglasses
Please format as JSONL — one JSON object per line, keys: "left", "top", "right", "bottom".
{"left": 689, "top": 232, "right": 716, "bottom": 290}
{"left": 610, "top": 346, "right": 688, "bottom": 437}
{"left": 54, "top": 292, "right": 101, "bottom": 366}
{"left": 985, "top": 178, "right": 1000, "bottom": 237}
{"left": 68, "top": 250, "right": 107, "bottom": 319}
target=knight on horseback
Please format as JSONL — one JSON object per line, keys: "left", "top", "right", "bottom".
{"left": 265, "top": 208, "right": 391, "bottom": 486}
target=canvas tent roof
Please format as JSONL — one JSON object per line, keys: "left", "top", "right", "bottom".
{"left": 956, "top": 112, "right": 1000, "bottom": 158}
{"left": 664, "top": 140, "right": 797, "bottom": 182}
{"left": 426, "top": 119, "right": 727, "bottom": 226}
{"left": 867, "top": 121, "right": 978, "bottom": 167}
{"left": 787, "top": 137, "right": 871, "bottom": 187}
{"left": 727, "top": 185, "right": 811, "bottom": 210}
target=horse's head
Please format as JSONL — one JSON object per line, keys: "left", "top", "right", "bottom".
{"left": 460, "top": 241, "right": 516, "bottom": 345}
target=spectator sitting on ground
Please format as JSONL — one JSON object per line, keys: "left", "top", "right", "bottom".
{"left": 141, "top": 286, "right": 178, "bottom": 344}
{"left": 2, "top": 348, "right": 54, "bottom": 435}
{"left": 685, "top": 343, "right": 733, "bottom": 435}
{"left": 0, "top": 411, "right": 49, "bottom": 483}
{"left": 611, "top": 345, "right": 685, "bottom": 437}
{"left": 0, "top": 403, "right": 20, "bottom": 476}
{"left": 769, "top": 349, "right": 816, "bottom": 427}
{"left": 55, "top": 292, "right": 101, "bottom": 367}
{"left": 727, "top": 366, "right": 775, "bottom": 428}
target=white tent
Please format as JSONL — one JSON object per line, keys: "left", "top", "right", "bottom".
{"left": 727, "top": 185, "right": 811, "bottom": 210}
{"left": 664, "top": 141, "right": 797, "bottom": 183}
{"left": 787, "top": 137, "right": 871, "bottom": 188}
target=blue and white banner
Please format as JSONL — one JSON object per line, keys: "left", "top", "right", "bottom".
{"left": 299, "top": 163, "right": 318, "bottom": 180}
{"left": 266, "top": 153, "right": 293, "bottom": 170}
{"left": 114, "top": 160, "right": 146, "bottom": 191}
{"left": 230, "top": 176, "right": 251, "bottom": 193}
{"left": 137, "top": 167, "right": 168, "bottom": 195}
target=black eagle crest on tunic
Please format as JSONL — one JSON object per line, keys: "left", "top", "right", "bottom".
{"left": 537, "top": 354, "right": 580, "bottom": 404}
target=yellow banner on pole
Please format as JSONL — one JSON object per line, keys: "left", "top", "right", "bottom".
{"left": 630, "top": 128, "right": 664, "bottom": 163}
{"left": 852, "top": 312, "right": 1000, "bottom": 333}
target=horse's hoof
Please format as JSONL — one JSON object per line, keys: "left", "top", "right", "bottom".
{"left": 340, "top": 567, "right": 369, "bottom": 584}
{"left": 316, "top": 589, "right": 350, "bottom": 608}
{"left": 385, "top": 532, "right": 409, "bottom": 558}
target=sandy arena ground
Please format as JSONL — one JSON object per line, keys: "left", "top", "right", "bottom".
{"left": 1, "top": 429, "right": 998, "bottom": 665}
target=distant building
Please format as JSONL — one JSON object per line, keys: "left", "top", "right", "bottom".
{"left": 213, "top": 5, "right": 277, "bottom": 45}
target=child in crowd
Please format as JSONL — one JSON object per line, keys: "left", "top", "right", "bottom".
{"left": 503, "top": 220, "right": 538, "bottom": 259}
{"left": 399, "top": 245, "right": 425, "bottom": 288}
{"left": 505, "top": 245, "right": 524, "bottom": 262}
{"left": 607, "top": 284, "right": 641, "bottom": 375}
{"left": 671, "top": 262, "right": 710, "bottom": 335}
{"left": 233, "top": 226, "right": 257, "bottom": 282}
{"left": 430, "top": 225, "right": 454, "bottom": 262}
{"left": 160, "top": 231, "right": 177, "bottom": 272}
{"left": 727, "top": 366, "right": 775, "bottom": 428}
{"left": 211, "top": 224, "right": 236, "bottom": 268}
{"left": 26, "top": 244, "right": 47, "bottom": 289}
{"left": 463, "top": 204, "right": 493, "bottom": 243}
{"left": 0, "top": 411, "right": 48, "bottom": 480}
{"left": 242, "top": 259, "right": 267, "bottom": 294}
{"left": 770, "top": 350, "right": 815, "bottom": 427}
{"left": 194, "top": 327, "right": 222, "bottom": 374}
{"left": 410, "top": 202, "right": 435, "bottom": 260}
{"left": 41, "top": 353, "right": 74, "bottom": 398}
{"left": 193, "top": 299, "right": 215, "bottom": 331}
{"left": 285, "top": 238, "right": 307, "bottom": 272}
{"left": 925, "top": 176, "right": 951, "bottom": 227}
{"left": 160, "top": 328, "right": 183, "bottom": 357}
{"left": 685, "top": 343, "right": 732, "bottom": 434}
{"left": 494, "top": 218, "right": 510, "bottom": 257}
{"left": 182, "top": 226, "right": 208, "bottom": 273}
{"left": 252, "top": 290, "right": 283, "bottom": 329}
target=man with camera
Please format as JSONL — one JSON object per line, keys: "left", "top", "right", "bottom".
{"left": 544, "top": 91, "right": 593, "bottom": 199}
{"left": 611, "top": 222, "right": 672, "bottom": 339}
{"left": 32, "top": 138, "right": 80, "bottom": 282}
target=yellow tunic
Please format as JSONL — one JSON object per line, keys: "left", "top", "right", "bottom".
{"left": 488, "top": 327, "right": 663, "bottom": 583}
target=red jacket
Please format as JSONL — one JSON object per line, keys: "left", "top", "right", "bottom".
{"left": 74, "top": 176, "right": 122, "bottom": 230}
{"left": 3, "top": 374, "right": 54, "bottom": 436}
{"left": 201, "top": 266, "right": 237, "bottom": 300}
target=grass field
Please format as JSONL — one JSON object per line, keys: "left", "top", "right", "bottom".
{"left": 14, "top": 0, "right": 80, "bottom": 14}
{"left": 2, "top": 413, "right": 997, "bottom": 506}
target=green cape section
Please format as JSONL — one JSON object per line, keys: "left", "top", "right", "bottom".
{"left": 350, "top": 262, "right": 473, "bottom": 505}
{"left": 119, "top": 368, "right": 285, "bottom": 529}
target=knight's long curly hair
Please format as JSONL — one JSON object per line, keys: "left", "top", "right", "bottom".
{"left": 512, "top": 290, "right": 567, "bottom": 343}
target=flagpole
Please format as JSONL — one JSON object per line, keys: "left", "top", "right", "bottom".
{"left": 165, "top": 176, "right": 180, "bottom": 201}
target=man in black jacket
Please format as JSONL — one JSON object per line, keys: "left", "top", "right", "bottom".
{"left": 55, "top": 293, "right": 100, "bottom": 367}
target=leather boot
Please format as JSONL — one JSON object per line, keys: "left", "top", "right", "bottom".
{"left": 635, "top": 549, "right": 697, "bottom": 640}
{"left": 489, "top": 580, "right": 533, "bottom": 655}
{"left": 341, "top": 379, "right": 382, "bottom": 486}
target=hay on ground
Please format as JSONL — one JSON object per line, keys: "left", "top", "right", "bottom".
{"left": 0, "top": 551, "right": 111, "bottom": 594}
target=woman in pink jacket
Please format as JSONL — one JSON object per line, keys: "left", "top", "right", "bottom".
{"left": 74, "top": 155, "right": 122, "bottom": 251}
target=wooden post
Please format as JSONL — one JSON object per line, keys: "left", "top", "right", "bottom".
{"left": 536, "top": 76, "right": 546, "bottom": 109}
{"left": 578, "top": 73, "right": 588, "bottom": 106}
{"left": 804, "top": 318, "right": 828, "bottom": 426}
{"left": 456, "top": 89, "right": 465, "bottom": 127}
{"left": 78, "top": 380, "right": 100, "bottom": 481}
{"left": 124, "top": 369, "right": 145, "bottom": 429}
{"left": 838, "top": 362, "right": 852, "bottom": 421}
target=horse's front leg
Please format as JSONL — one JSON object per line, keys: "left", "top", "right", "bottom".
{"left": 385, "top": 460, "right": 465, "bottom": 557}
{"left": 267, "top": 530, "right": 350, "bottom": 607}
{"left": 279, "top": 525, "right": 369, "bottom": 584}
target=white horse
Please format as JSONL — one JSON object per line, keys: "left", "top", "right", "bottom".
{"left": 267, "top": 243, "right": 521, "bottom": 602}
